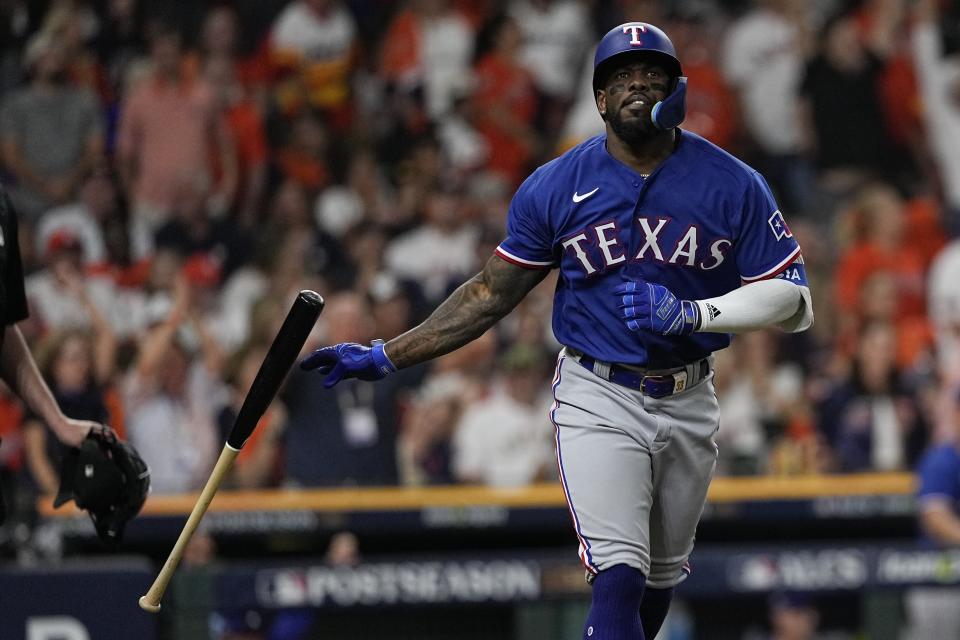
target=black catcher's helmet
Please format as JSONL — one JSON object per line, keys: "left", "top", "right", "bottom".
{"left": 55, "top": 430, "right": 150, "bottom": 546}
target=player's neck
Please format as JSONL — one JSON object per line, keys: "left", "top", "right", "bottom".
{"left": 605, "top": 129, "right": 676, "bottom": 177}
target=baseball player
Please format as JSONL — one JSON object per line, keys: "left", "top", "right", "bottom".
{"left": 302, "top": 22, "right": 813, "bottom": 640}
{"left": 904, "top": 398, "right": 960, "bottom": 640}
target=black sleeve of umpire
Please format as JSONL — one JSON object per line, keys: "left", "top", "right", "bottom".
{"left": 0, "top": 187, "right": 29, "bottom": 326}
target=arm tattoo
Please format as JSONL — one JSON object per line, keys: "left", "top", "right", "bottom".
{"left": 386, "top": 255, "right": 549, "bottom": 369}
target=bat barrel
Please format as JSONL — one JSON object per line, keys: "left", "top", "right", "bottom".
{"left": 227, "top": 290, "right": 323, "bottom": 450}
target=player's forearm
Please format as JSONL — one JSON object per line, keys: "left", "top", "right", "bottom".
{"left": 694, "top": 279, "right": 811, "bottom": 334}
{"left": 385, "top": 275, "right": 510, "bottom": 369}
{"left": 0, "top": 325, "right": 66, "bottom": 431}
{"left": 385, "top": 255, "right": 546, "bottom": 369}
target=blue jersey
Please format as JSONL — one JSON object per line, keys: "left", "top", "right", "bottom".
{"left": 916, "top": 444, "right": 960, "bottom": 546}
{"left": 495, "top": 131, "right": 805, "bottom": 368}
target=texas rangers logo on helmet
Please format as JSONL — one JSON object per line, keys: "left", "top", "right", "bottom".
{"left": 623, "top": 24, "right": 647, "bottom": 45}
{"left": 768, "top": 210, "right": 793, "bottom": 241}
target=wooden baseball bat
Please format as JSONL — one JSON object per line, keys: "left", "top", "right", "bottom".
{"left": 139, "top": 290, "right": 324, "bottom": 613}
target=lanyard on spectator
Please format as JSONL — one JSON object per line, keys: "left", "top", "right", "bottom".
{"left": 334, "top": 382, "right": 374, "bottom": 410}
{"left": 335, "top": 383, "right": 378, "bottom": 447}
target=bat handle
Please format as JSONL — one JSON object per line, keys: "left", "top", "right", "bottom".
{"left": 138, "top": 445, "right": 240, "bottom": 613}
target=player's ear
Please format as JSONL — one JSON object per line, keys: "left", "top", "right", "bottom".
{"left": 597, "top": 90, "right": 607, "bottom": 119}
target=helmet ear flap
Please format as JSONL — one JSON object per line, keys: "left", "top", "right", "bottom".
{"left": 651, "top": 76, "right": 687, "bottom": 130}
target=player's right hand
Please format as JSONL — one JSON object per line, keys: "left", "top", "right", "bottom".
{"left": 299, "top": 340, "right": 396, "bottom": 389}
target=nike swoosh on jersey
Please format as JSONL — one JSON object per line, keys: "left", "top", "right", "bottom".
{"left": 572, "top": 187, "right": 600, "bottom": 203}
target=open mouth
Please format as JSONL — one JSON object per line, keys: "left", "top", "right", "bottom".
{"left": 622, "top": 94, "right": 652, "bottom": 113}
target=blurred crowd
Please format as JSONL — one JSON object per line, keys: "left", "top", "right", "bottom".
{"left": 1, "top": 0, "right": 960, "bottom": 527}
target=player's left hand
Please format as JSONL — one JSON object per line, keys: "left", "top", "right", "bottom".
{"left": 614, "top": 279, "right": 700, "bottom": 336}
{"left": 300, "top": 340, "right": 396, "bottom": 389}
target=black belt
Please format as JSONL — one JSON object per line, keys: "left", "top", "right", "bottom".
{"left": 565, "top": 348, "right": 710, "bottom": 398}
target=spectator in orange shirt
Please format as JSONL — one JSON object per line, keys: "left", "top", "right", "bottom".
{"left": 835, "top": 183, "right": 928, "bottom": 322}
{"left": 0, "top": 380, "right": 25, "bottom": 541}
{"left": 834, "top": 183, "right": 938, "bottom": 370}
{"left": 200, "top": 5, "right": 269, "bottom": 107}
{"left": 205, "top": 53, "right": 269, "bottom": 227}
{"left": 116, "top": 20, "right": 237, "bottom": 259}
{"left": 853, "top": 0, "right": 927, "bottom": 186}
{"left": 666, "top": 6, "right": 739, "bottom": 151}
{"left": 218, "top": 342, "right": 286, "bottom": 489}
{"left": 274, "top": 111, "right": 330, "bottom": 193}
{"left": 473, "top": 14, "right": 540, "bottom": 187}
{"left": 379, "top": 0, "right": 476, "bottom": 120}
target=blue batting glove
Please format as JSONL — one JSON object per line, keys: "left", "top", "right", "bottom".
{"left": 299, "top": 339, "right": 397, "bottom": 389}
{"left": 614, "top": 280, "right": 701, "bottom": 336}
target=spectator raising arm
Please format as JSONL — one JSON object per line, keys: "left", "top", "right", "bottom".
{"left": 913, "top": 0, "right": 960, "bottom": 218}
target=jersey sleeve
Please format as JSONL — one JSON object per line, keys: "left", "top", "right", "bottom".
{"left": 917, "top": 446, "right": 960, "bottom": 505}
{"left": 734, "top": 172, "right": 802, "bottom": 282}
{"left": 1, "top": 189, "right": 28, "bottom": 325}
{"left": 495, "top": 173, "right": 556, "bottom": 269}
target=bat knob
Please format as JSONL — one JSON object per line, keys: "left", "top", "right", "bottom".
{"left": 298, "top": 290, "right": 324, "bottom": 308}
{"left": 139, "top": 596, "right": 161, "bottom": 613}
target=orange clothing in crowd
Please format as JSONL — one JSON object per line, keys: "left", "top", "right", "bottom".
{"left": 681, "top": 59, "right": 738, "bottom": 151}
{"left": 0, "top": 392, "right": 24, "bottom": 471}
{"left": 235, "top": 408, "right": 279, "bottom": 467}
{"left": 835, "top": 243, "right": 927, "bottom": 320}
{"left": 68, "top": 55, "right": 113, "bottom": 106}
{"left": 474, "top": 53, "right": 538, "bottom": 186}
{"left": 878, "top": 54, "right": 922, "bottom": 149}
{"left": 453, "top": 0, "right": 497, "bottom": 29}
{"left": 853, "top": 6, "right": 923, "bottom": 150}
{"left": 103, "top": 386, "right": 126, "bottom": 441}
{"left": 834, "top": 204, "right": 937, "bottom": 368}
{"left": 275, "top": 148, "right": 329, "bottom": 191}
{"left": 215, "top": 100, "right": 268, "bottom": 204}
{"left": 225, "top": 102, "right": 268, "bottom": 171}
{"left": 903, "top": 196, "right": 948, "bottom": 270}
{"left": 268, "top": 1, "right": 356, "bottom": 116}
{"left": 184, "top": 51, "right": 271, "bottom": 96}
{"left": 379, "top": 9, "right": 420, "bottom": 85}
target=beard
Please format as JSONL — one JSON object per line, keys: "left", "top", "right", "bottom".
{"left": 606, "top": 104, "right": 658, "bottom": 146}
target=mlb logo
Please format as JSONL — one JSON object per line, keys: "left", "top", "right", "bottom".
{"left": 768, "top": 210, "right": 792, "bottom": 241}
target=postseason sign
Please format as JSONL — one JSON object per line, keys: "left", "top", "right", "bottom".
{"left": 217, "top": 559, "right": 545, "bottom": 609}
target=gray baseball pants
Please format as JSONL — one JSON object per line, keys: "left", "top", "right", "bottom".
{"left": 551, "top": 348, "right": 720, "bottom": 588}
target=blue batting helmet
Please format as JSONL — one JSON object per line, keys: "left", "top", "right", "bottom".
{"left": 593, "top": 22, "right": 686, "bottom": 130}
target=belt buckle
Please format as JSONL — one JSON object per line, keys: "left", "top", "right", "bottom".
{"left": 641, "top": 370, "right": 688, "bottom": 397}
